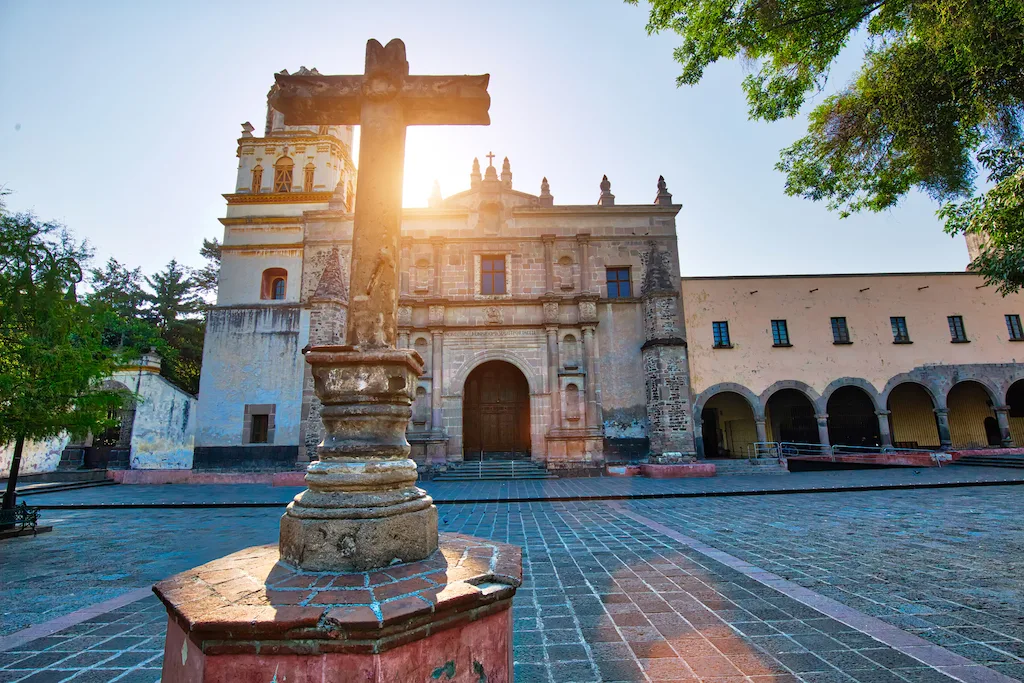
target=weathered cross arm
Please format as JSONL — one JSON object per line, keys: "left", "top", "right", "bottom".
{"left": 269, "top": 74, "right": 491, "bottom": 125}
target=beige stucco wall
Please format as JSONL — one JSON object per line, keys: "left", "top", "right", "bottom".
{"left": 683, "top": 272, "right": 1024, "bottom": 399}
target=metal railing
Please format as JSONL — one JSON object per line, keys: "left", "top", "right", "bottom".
{"left": 748, "top": 441, "right": 948, "bottom": 466}
{"left": 0, "top": 501, "right": 40, "bottom": 534}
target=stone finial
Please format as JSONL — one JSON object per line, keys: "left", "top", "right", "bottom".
{"left": 500, "top": 156, "right": 512, "bottom": 188}
{"left": 655, "top": 175, "right": 673, "bottom": 206}
{"left": 428, "top": 180, "right": 443, "bottom": 208}
{"left": 311, "top": 247, "right": 349, "bottom": 303}
{"left": 241, "top": 121, "right": 254, "bottom": 138}
{"left": 471, "top": 157, "right": 482, "bottom": 188}
{"left": 598, "top": 174, "right": 615, "bottom": 207}
{"left": 539, "top": 176, "right": 553, "bottom": 207}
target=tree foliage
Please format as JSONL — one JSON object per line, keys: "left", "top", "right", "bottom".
{"left": 0, "top": 203, "right": 123, "bottom": 449}
{"left": 194, "top": 237, "right": 221, "bottom": 297}
{"left": 633, "top": 0, "right": 1024, "bottom": 288}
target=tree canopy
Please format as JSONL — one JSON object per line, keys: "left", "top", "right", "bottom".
{"left": 633, "top": 0, "right": 1024, "bottom": 290}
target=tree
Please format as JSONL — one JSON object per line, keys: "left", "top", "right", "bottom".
{"left": 0, "top": 202, "right": 123, "bottom": 516}
{"left": 87, "top": 257, "right": 164, "bottom": 356}
{"left": 146, "top": 260, "right": 204, "bottom": 395}
{"left": 194, "top": 237, "right": 221, "bottom": 298}
{"left": 632, "top": 0, "right": 1024, "bottom": 289}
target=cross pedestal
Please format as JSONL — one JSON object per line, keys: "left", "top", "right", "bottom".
{"left": 154, "top": 39, "right": 521, "bottom": 682}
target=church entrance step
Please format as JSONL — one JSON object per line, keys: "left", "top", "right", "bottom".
{"left": 705, "top": 458, "right": 790, "bottom": 476}
{"left": 432, "top": 460, "right": 558, "bottom": 481}
{"left": 955, "top": 454, "right": 1024, "bottom": 468}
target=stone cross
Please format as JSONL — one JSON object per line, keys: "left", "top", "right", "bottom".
{"left": 269, "top": 39, "right": 491, "bottom": 572}
{"left": 270, "top": 38, "right": 489, "bottom": 349}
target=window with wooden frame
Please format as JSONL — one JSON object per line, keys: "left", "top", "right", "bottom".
{"left": 771, "top": 319, "right": 791, "bottom": 346}
{"left": 260, "top": 268, "right": 288, "bottom": 300}
{"left": 891, "top": 316, "right": 911, "bottom": 343}
{"left": 481, "top": 255, "right": 506, "bottom": 295}
{"left": 948, "top": 315, "right": 968, "bottom": 343}
{"left": 712, "top": 321, "right": 731, "bottom": 348}
{"left": 831, "top": 317, "right": 851, "bottom": 344}
{"left": 250, "top": 414, "right": 270, "bottom": 443}
{"left": 303, "top": 164, "right": 315, "bottom": 193}
{"left": 606, "top": 268, "right": 632, "bottom": 298}
{"left": 1007, "top": 314, "right": 1023, "bottom": 341}
{"left": 251, "top": 165, "right": 263, "bottom": 194}
{"left": 273, "top": 156, "right": 294, "bottom": 193}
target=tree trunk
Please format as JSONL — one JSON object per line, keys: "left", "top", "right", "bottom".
{"left": 2, "top": 433, "right": 25, "bottom": 517}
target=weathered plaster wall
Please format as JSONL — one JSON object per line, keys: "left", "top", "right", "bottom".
{"left": 110, "top": 370, "right": 197, "bottom": 469}
{"left": 195, "top": 306, "right": 305, "bottom": 450}
{"left": 683, "top": 272, "right": 1024, "bottom": 397}
{"left": 0, "top": 435, "right": 69, "bottom": 477}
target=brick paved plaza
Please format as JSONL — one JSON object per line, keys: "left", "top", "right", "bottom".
{"left": 2, "top": 469, "right": 1023, "bottom": 682}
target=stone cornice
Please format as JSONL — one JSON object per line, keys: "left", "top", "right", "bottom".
{"left": 224, "top": 192, "right": 333, "bottom": 205}
{"left": 220, "top": 216, "right": 303, "bottom": 226}
{"left": 220, "top": 242, "right": 304, "bottom": 251}
{"left": 513, "top": 204, "right": 682, "bottom": 217}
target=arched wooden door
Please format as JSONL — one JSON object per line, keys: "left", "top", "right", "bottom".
{"left": 463, "top": 361, "right": 531, "bottom": 461}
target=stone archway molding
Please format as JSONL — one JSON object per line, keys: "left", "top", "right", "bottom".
{"left": 821, "top": 377, "right": 882, "bottom": 412}
{"left": 448, "top": 349, "right": 545, "bottom": 397}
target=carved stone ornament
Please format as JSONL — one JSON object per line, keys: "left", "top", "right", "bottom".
{"left": 485, "top": 305, "right": 504, "bottom": 325}
{"left": 428, "top": 304, "right": 445, "bottom": 325}
{"left": 397, "top": 305, "right": 413, "bottom": 326}
{"left": 543, "top": 301, "right": 559, "bottom": 324}
{"left": 578, "top": 300, "right": 598, "bottom": 323}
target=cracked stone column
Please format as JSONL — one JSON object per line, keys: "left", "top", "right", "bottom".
{"left": 995, "top": 406, "right": 1014, "bottom": 447}
{"left": 935, "top": 408, "right": 953, "bottom": 449}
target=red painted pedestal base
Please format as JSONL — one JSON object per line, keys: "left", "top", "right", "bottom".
{"left": 640, "top": 463, "right": 717, "bottom": 478}
{"left": 155, "top": 533, "right": 521, "bottom": 683}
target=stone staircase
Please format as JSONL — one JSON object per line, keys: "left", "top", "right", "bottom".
{"left": 708, "top": 458, "right": 790, "bottom": 476}
{"left": 10, "top": 469, "right": 117, "bottom": 495}
{"left": 954, "top": 453, "right": 1024, "bottom": 469}
{"left": 432, "top": 460, "right": 558, "bottom": 481}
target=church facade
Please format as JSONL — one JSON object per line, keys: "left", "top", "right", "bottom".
{"left": 192, "top": 80, "right": 1024, "bottom": 473}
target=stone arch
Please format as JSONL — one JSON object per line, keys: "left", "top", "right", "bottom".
{"left": 449, "top": 349, "right": 544, "bottom": 397}
{"left": 821, "top": 378, "right": 881, "bottom": 411}
{"left": 881, "top": 373, "right": 944, "bottom": 409}
{"left": 826, "top": 386, "right": 881, "bottom": 448}
{"left": 759, "top": 380, "right": 822, "bottom": 413}
{"left": 694, "top": 382, "right": 763, "bottom": 419}
{"left": 885, "top": 381, "right": 941, "bottom": 449}
{"left": 944, "top": 375, "right": 1001, "bottom": 407}
{"left": 947, "top": 380, "right": 999, "bottom": 448}
{"left": 462, "top": 360, "right": 532, "bottom": 460}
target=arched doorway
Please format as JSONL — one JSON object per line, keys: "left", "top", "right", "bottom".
{"left": 765, "top": 389, "right": 818, "bottom": 444}
{"left": 463, "top": 361, "right": 530, "bottom": 461}
{"left": 827, "top": 386, "right": 880, "bottom": 448}
{"left": 1007, "top": 380, "right": 1024, "bottom": 445}
{"left": 887, "top": 382, "right": 940, "bottom": 448}
{"left": 84, "top": 381, "right": 136, "bottom": 469}
{"left": 948, "top": 381, "right": 998, "bottom": 448}
{"left": 700, "top": 392, "right": 758, "bottom": 458}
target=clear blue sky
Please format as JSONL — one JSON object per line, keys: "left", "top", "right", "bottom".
{"left": 0, "top": 0, "right": 968, "bottom": 279}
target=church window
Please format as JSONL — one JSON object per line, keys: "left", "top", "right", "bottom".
{"left": 260, "top": 268, "right": 288, "bottom": 300}
{"left": 771, "top": 320, "right": 790, "bottom": 347}
{"left": 251, "top": 414, "right": 269, "bottom": 443}
{"left": 251, "top": 165, "right": 263, "bottom": 194}
{"left": 1007, "top": 315, "right": 1023, "bottom": 341}
{"left": 481, "top": 256, "right": 505, "bottom": 295}
{"left": 831, "top": 317, "right": 851, "bottom": 344}
{"left": 948, "top": 315, "right": 968, "bottom": 343}
{"left": 274, "top": 156, "right": 294, "bottom": 192}
{"left": 303, "top": 164, "right": 315, "bottom": 192}
{"left": 712, "top": 321, "right": 731, "bottom": 348}
{"left": 606, "top": 268, "right": 631, "bottom": 298}
{"left": 891, "top": 316, "right": 911, "bottom": 343}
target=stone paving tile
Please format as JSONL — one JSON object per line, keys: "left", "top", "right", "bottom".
{"left": 4, "top": 489, "right": 1020, "bottom": 681}
{"left": 626, "top": 486, "right": 1024, "bottom": 677}
{"left": 18, "top": 466, "right": 1024, "bottom": 506}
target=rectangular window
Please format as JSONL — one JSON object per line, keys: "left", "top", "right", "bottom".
{"left": 606, "top": 268, "right": 632, "bottom": 298}
{"left": 948, "top": 315, "right": 968, "bottom": 343}
{"left": 712, "top": 321, "right": 731, "bottom": 348}
{"left": 771, "top": 320, "right": 790, "bottom": 346}
{"left": 273, "top": 167, "right": 293, "bottom": 193}
{"left": 831, "top": 317, "right": 850, "bottom": 344}
{"left": 480, "top": 256, "right": 505, "bottom": 295}
{"left": 1007, "top": 314, "right": 1023, "bottom": 341}
{"left": 250, "top": 414, "right": 269, "bottom": 444}
{"left": 303, "top": 167, "right": 315, "bottom": 193}
{"left": 891, "top": 316, "right": 910, "bottom": 343}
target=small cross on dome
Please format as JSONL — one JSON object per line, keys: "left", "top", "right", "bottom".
{"left": 486, "top": 151, "right": 496, "bottom": 166}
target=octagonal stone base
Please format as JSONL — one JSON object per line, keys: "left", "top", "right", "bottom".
{"left": 154, "top": 532, "right": 521, "bottom": 683}
{"left": 280, "top": 504, "right": 439, "bottom": 572}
